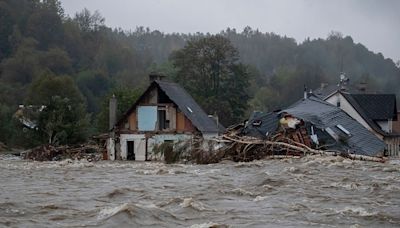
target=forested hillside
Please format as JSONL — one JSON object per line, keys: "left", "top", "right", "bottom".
{"left": 1, "top": 0, "right": 399, "bottom": 147}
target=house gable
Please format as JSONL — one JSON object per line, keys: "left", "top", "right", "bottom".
{"left": 117, "top": 84, "right": 197, "bottom": 133}
{"left": 116, "top": 80, "right": 219, "bottom": 135}
{"left": 325, "top": 92, "right": 377, "bottom": 136}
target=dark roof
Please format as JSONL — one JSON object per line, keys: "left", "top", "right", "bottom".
{"left": 117, "top": 80, "right": 221, "bottom": 134}
{"left": 343, "top": 93, "right": 397, "bottom": 120}
{"left": 156, "top": 80, "right": 221, "bottom": 134}
{"left": 281, "top": 96, "right": 385, "bottom": 156}
{"left": 242, "top": 111, "right": 279, "bottom": 139}
{"left": 313, "top": 83, "right": 371, "bottom": 100}
{"left": 314, "top": 84, "right": 339, "bottom": 99}
{"left": 341, "top": 93, "right": 397, "bottom": 136}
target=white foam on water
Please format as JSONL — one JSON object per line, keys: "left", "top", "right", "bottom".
{"left": 189, "top": 222, "right": 220, "bottom": 228}
{"left": 335, "top": 206, "right": 378, "bottom": 217}
{"left": 97, "top": 203, "right": 131, "bottom": 220}
{"left": 253, "top": 196, "right": 268, "bottom": 202}
{"left": 382, "top": 166, "right": 400, "bottom": 172}
{"left": 349, "top": 224, "right": 361, "bottom": 228}
{"left": 180, "top": 198, "right": 207, "bottom": 211}
{"left": 229, "top": 188, "right": 256, "bottom": 196}
{"left": 190, "top": 168, "right": 221, "bottom": 176}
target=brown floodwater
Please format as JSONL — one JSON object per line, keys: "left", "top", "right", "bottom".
{"left": 0, "top": 155, "right": 399, "bottom": 227}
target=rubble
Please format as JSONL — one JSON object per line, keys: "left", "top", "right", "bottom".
{"left": 22, "top": 144, "right": 103, "bottom": 161}
{"left": 191, "top": 113, "right": 387, "bottom": 164}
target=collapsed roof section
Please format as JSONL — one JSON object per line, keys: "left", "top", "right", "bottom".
{"left": 242, "top": 96, "right": 385, "bottom": 156}
{"left": 281, "top": 96, "right": 385, "bottom": 156}
{"left": 242, "top": 111, "right": 279, "bottom": 139}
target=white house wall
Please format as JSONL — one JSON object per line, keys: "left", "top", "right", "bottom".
{"left": 147, "top": 134, "right": 193, "bottom": 160}
{"left": 113, "top": 133, "right": 222, "bottom": 161}
{"left": 385, "top": 137, "right": 400, "bottom": 157}
{"left": 377, "top": 121, "right": 390, "bottom": 133}
{"left": 325, "top": 93, "right": 379, "bottom": 138}
{"left": 120, "top": 134, "right": 146, "bottom": 161}
{"left": 106, "top": 138, "right": 115, "bottom": 161}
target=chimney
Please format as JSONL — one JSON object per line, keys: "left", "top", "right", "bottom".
{"left": 109, "top": 94, "right": 117, "bottom": 130}
{"left": 149, "top": 72, "right": 166, "bottom": 82}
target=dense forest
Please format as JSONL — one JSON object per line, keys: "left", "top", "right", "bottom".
{"left": 0, "top": 0, "right": 399, "bottom": 148}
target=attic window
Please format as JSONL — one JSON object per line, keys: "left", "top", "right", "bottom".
{"left": 187, "top": 106, "right": 193, "bottom": 113}
{"left": 336, "top": 124, "right": 351, "bottom": 136}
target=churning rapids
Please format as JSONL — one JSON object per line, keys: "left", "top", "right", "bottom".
{"left": 1, "top": 155, "right": 399, "bottom": 227}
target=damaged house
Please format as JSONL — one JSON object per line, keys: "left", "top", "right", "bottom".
{"left": 314, "top": 76, "right": 400, "bottom": 156}
{"left": 107, "top": 74, "right": 222, "bottom": 161}
{"left": 243, "top": 95, "right": 385, "bottom": 157}
{"left": 324, "top": 92, "right": 399, "bottom": 156}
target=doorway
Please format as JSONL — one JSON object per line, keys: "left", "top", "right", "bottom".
{"left": 127, "top": 140, "right": 135, "bottom": 160}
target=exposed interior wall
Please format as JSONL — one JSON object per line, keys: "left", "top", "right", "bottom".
{"left": 118, "top": 85, "right": 196, "bottom": 133}
{"left": 140, "top": 87, "right": 158, "bottom": 104}
{"left": 128, "top": 112, "right": 136, "bottom": 130}
{"left": 168, "top": 105, "right": 177, "bottom": 130}
{"left": 184, "top": 115, "right": 195, "bottom": 131}
{"left": 176, "top": 111, "right": 185, "bottom": 131}
{"left": 176, "top": 110, "right": 195, "bottom": 132}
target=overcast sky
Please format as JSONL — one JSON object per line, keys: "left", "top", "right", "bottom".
{"left": 60, "top": 0, "right": 400, "bottom": 62}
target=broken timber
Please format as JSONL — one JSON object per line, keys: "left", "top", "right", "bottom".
{"left": 220, "top": 134, "right": 386, "bottom": 163}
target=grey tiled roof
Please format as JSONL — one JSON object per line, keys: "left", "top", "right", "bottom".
{"left": 282, "top": 96, "right": 385, "bottom": 156}
{"left": 313, "top": 84, "right": 339, "bottom": 99}
{"left": 242, "top": 111, "right": 279, "bottom": 139}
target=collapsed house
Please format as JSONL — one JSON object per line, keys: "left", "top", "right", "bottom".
{"left": 106, "top": 74, "right": 222, "bottom": 161}
{"left": 242, "top": 95, "right": 385, "bottom": 157}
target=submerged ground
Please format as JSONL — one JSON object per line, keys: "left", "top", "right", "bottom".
{"left": 0, "top": 155, "right": 399, "bottom": 227}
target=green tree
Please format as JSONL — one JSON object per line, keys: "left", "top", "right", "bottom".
{"left": 26, "top": 73, "right": 90, "bottom": 145}
{"left": 38, "top": 95, "right": 89, "bottom": 145}
{"left": 170, "top": 35, "right": 251, "bottom": 125}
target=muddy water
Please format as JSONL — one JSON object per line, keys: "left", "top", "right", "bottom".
{"left": 1, "top": 156, "right": 399, "bottom": 228}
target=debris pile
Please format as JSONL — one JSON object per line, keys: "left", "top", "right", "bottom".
{"left": 193, "top": 109, "right": 386, "bottom": 164}
{"left": 23, "top": 144, "right": 103, "bottom": 161}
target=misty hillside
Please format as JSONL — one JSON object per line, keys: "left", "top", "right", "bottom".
{"left": 0, "top": 0, "right": 399, "bottom": 147}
